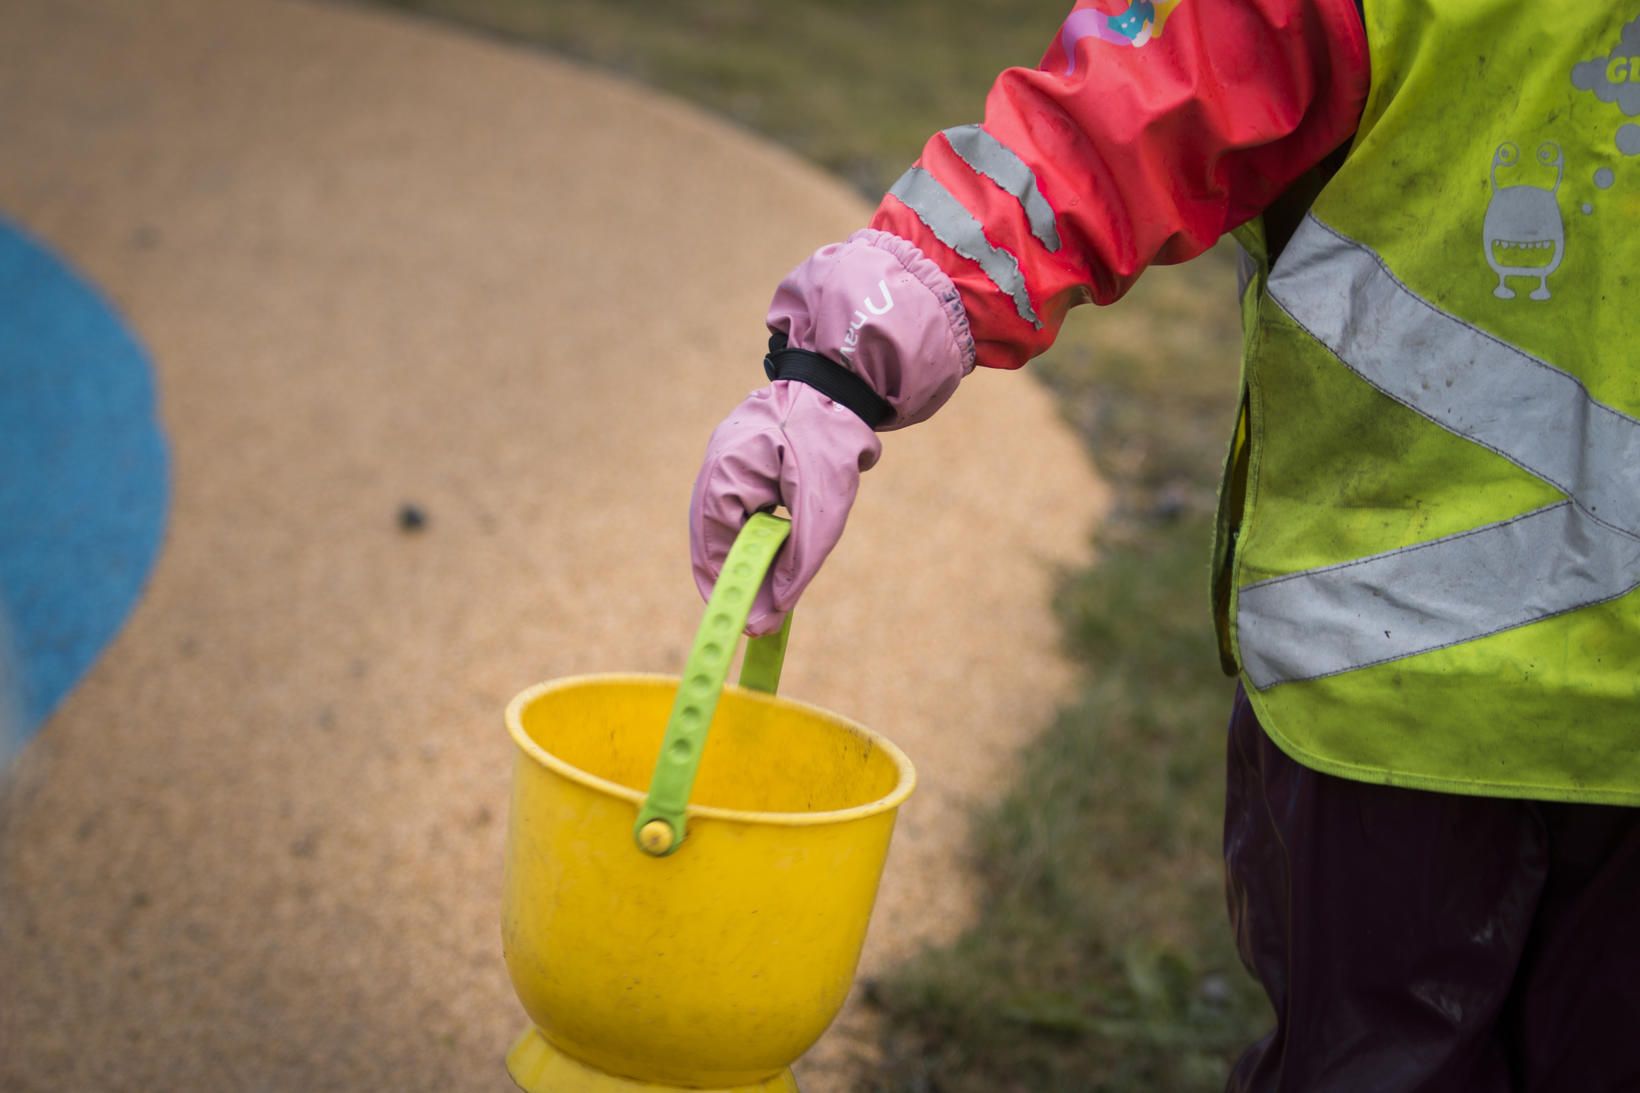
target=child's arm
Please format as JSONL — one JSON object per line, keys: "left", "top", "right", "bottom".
{"left": 874, "top": 0, "right": 1369, "bottom": 370}
{"left": 692, "top": 0, "right": 1370, "bottom": 630}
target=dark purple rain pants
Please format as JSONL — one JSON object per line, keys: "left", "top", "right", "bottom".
{"left": 1222, "top": 687, "right": 1640, "bottom": 1093}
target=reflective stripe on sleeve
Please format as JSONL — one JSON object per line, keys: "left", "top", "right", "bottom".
{"left": 886, "top": 167, "right": 1042, "bottom": 329}
{"left": 941, "top": 125, "right": 1062, "bottom": 253}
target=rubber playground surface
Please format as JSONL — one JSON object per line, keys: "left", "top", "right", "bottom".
{"left": 0, "top": 1, "right": 1104, "bottom": 1088}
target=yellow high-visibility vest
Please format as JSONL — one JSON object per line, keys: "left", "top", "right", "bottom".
{"left": 1216, "top": 1, "right": 1640, "bottom": 804}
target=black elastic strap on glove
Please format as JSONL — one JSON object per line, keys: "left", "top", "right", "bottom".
{"left": 763, "top": 333, "right": 893, "bottom": 429}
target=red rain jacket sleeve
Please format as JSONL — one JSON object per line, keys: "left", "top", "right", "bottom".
{"left": 869, "top": 0, "right": 1370, "bottom": 370}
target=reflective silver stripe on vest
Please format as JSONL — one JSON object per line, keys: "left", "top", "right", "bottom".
{"left": 887, "top": 167, "right": 1042, "bottom": 328}
{"left": 1239, "top": 502, "right": 1640, "bottom": 688}
{"left": 1270, "top": 215, "right": 1640, "bottom": 536}
{"left": 942, "top": 125, "right": 1062, "bottom": 253}
{"left": 1240, "top": 214, "right": 1640, "bottom": 689}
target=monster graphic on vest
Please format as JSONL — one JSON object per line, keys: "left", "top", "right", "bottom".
{"left": 1484, "top": 141, "right": 1565, "bottom": 300}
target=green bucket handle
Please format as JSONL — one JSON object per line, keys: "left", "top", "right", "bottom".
{"left": 633, "top": 513, "right": 793, "bottom": 856}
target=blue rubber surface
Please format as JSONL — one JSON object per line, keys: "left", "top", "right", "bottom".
{"left": 0, "top": 217, "right": 170, "bottom": 747}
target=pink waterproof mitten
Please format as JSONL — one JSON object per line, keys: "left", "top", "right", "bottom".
{"left": 690, "top": 228, "right": 975, "bottom": 634}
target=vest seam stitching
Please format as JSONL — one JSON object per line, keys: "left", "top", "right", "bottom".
{"left": 1227, "top": 278, "right": 1273, "bottom": 670}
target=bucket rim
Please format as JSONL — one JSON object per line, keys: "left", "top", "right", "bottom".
{"left": 506, "top": 673, "right": 916, "bottom": 826}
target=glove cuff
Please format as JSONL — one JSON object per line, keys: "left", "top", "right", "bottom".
{"left": 766, "top": 229, "right": 977, "bottom": 431}
{"left": 845, "top": 227, "right": 976, "bottom": 375}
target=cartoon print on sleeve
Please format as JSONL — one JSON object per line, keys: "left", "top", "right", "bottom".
{"left": 1060, "top": 1, "right": 1186, "bottom": 74}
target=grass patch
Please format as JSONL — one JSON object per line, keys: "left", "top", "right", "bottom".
{"left": 865, "top": 247, "right": 1262, "bottom": 1088}
{"left": 353, "top": 2, "right": 1269, "bottom": 1086}
{"left": 864, "top": 514, "right": 1262, "bottom": 1090}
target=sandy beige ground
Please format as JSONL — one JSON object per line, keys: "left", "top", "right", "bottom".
{"left": 0, "top": 1, "right": 1105, "bottom": 1088}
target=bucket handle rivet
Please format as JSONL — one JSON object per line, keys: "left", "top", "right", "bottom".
{"left": 637, "top": 819, "right": 676, "bottom": 855}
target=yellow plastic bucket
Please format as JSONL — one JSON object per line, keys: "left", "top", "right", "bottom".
{"left": 501, "top": 516, "right": 915, "bottom": 1092}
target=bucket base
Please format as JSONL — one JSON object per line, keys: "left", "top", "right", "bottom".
{"left": 506, "top": 1027, "right": 800, "bottom": 1093}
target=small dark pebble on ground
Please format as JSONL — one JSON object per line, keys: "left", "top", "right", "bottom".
{"left": 1149, "top": 483, "right": 1190, "bottom": 523}
{"left": 398, "top": 503, "right": 427, "bottom": 532}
